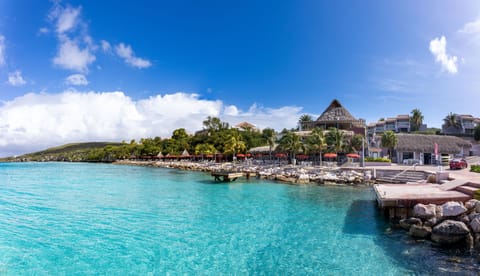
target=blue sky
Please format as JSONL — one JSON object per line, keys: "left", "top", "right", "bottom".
{"left": 0, "top": 0, "right": 479, "bottom": 156}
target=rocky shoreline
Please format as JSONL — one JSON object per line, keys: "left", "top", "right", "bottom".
{"left": 399, "top": 200, "right": 480, "bottom": 257}
{"left": 114, "top": 160, "right": 374, "bottom": 185}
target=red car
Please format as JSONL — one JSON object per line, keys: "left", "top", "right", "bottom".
{"left": 449, "top": 158, "right": 468, "bottom": 170}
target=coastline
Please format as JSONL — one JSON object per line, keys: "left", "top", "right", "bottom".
{"left": 113, "top": 159, "right": 376, "bottom": 186}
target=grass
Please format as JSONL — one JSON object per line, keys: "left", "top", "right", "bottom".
{"left": 471, "top": 164, "right": 480, "bottom": 174}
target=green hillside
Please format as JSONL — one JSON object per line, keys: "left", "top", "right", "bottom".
{"left": 1, "top": 142, "right": 123, "bottom": 162}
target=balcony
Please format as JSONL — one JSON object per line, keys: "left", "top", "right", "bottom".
{"left": 397, "top": 122, "right": 410, "bottom": 128}
{"left": 385, "top": 124, "right": 396, "bottom": 131}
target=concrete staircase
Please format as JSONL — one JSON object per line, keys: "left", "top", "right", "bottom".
{"left": 454, "top": 182, "right": 480, "bottom": 197}
{"left": 376, "top": 170, "right": 428, "bottom": 184}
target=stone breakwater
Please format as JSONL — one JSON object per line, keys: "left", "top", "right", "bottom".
{"left": 400, "top": 200, "right": 480, "bottom": 253}
{"left": 114, "top": 160, "right": 373, "bottom": 185}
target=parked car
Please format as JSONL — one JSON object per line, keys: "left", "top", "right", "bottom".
{"left": 449, "top": 158, "right": 468, "bottom": 170}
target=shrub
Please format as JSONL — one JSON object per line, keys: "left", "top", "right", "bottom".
{"left": 365, "top": 157, "right": 391, "bottom": 163}
{"left": 475, "top": 189, "right": 480, "bottom": 200}
{"left": 471, "top": 165, "right": 480, "bottom": 173}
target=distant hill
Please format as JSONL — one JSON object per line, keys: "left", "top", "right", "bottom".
{"left": 1, "top": 142, "right": 123, "bottom": 162}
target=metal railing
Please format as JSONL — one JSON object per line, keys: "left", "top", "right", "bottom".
{"left": 390, "top": 164, "right": 418, "bottom": 181}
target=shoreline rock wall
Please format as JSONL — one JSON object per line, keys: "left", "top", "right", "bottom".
{"left": 400, "top": 200, "right": 480, "bottom": 252}
{"left": 114, "top": 160, "right": 374, "bottom": 186}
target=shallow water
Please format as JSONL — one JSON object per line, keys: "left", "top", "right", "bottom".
{"left": 0, "top": 162, "right": 479, "bottom": 275}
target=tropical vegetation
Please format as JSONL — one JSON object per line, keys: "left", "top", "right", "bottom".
{"left": 380, "top": 130, "right": 398, "bottom": 159}
{"left": 298, "top": 114, "right": 313, "bottom": 130}
{"left": 471, "top": 165, "right": 480, "bottom": 173}
{"left": 365, "top": 157, "right": 391, "bottom": 163}
{"left": 410, "top": 108, "right": 424, "bottom": 132}
{"left": 4, "top": 115, "right": 379, "bottom": 164}
{"left": 443, "top": 112, "right": 460, "bottom": 129}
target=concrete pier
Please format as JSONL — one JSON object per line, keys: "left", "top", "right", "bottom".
{"left": 211, "top": 171, "right": 244, "bottom": 182}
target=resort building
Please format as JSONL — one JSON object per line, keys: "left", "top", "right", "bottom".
{"left": 442, "top": 114, "right": 480, "bottom": 136}
{"left": 301, "top": 99, "right": 366, "bottom": 135}
{"left": 367, "top": 114, "right": 422, "bottom": 136}
{"left": 234, "top": 121, "right": 260, "bottom": 132}
{"left": 394, "top": 134, "right": 471, "bottom": 165}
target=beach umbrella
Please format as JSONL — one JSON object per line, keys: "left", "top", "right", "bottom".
{"left": 275, "top": 153, "right": 287, "bottom": 158}
{"left": 296, "top": 154, "right": 308, "bottom": 160}
{"left": 236, "top": 153, "right": 245, "bottom": 158}
{"left": 246, "top": 153, "right": 252, "bottom": 158}
{"left": 323, "top": 153, "right": 337, "bottom": 159}
{"left": 346, "top": 153, "right": 360, "bottom": 159}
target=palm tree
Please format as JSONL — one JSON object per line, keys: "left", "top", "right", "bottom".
{"left": 278, "top": 131, "right": 304, "bottom": 164}
{"left": 262, "top": 128, "right": 276, "bottom": 161}
{"left": 443, "top": 112, "right": 460, "bottom": 129}
{"left": 325, "top": 127, "right": 345, "bottom": 154}
{"left": 410, "top": 108, "right": 424, "bottom": 132}
{"left": 223, "top": 130, "right": 246, "bottom": 159}
{"left": 306, "top": 127, "right": 327, "bottom": 166}
{"left": 195, "top": 143, "right": 217, "bottom": 160}
{"left": 298, "top": 114, "right": 313, "bottom": 131}
{"left": 381, "top": 130, "right": 398, "bottom": 160}
{"left": 347, "top": 134, "right": 364, "bottom": 153}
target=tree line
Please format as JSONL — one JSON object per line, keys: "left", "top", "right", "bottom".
{"left": 87, "top": 116, "right": 368, "bottom": 162}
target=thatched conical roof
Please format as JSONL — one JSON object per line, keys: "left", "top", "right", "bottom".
{"left": 316, "top": 99, "right": 357, "bottom": 122}
{"left": 395, "top": 134, "right": 471, "bottom": 154}
{"left": 157, "top": 152, "right": 164, "bottom": 158}
{"left": 181, "top": 149, "right": 190, "bottom": 157}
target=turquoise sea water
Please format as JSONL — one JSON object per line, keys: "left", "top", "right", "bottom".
{"left": 0, "top": 163, "right": 479, "bottom": 275}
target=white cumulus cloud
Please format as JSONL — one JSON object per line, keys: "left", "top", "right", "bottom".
{"left": 55, "top": 6, "right": 81, "bottom": 34}
{"left": 100, "top": 40, "right": 111, "bottom": 52}
{"left": 429, "top": 36, "right": 458, "bottom": 74}
{"left": 459, "top": 19, "right": 480, "bottom": 34}
{"left": 115, "top": 43, "right": 152, "bottom": 68}
{"left": 65, "top": 74, "right": 89, "bottom": 86}
{"left": 0, "top": 35, "right": 5, "bottom": 66}
{"left": 0, "top": 91, "right": 302, "bottom": 157}
{"left": 7, "top": 71, "right": 26, "bottom": 86}
{"left": 53, "top": 38, "right": 96, "bottom": 72}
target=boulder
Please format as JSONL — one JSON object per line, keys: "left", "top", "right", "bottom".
{"left": 470, "top": 214, "right": 480, "bottom": 233}
{"left": 460, "top": 215, "right": 470, "bottom": 225}
{"left": 469, "top": 212, "right": 479, "bottom": 221}
{"left": 413, "top": 203, "right": 436, "bottom": 219}
{"left": 465, "top": 199, "right": 479, "bottom": 210}
{"left": 399, "top": 217, "right": 422, "bottom": 230}
{"left": 409, "top": 225, "right": 432, "bottom": 239}
{"left": 474, "top": 233, "right": 480, "bottom": 251}
{"left": 431, "top": 220, "right": 471, "bottom": 245}
{"left": 441, "top": 202, "right": 467, "bottom": 218}
{"left": 475, "top": 202, "right": 480, "bottom": 213}
{"left": 424, "top": 217, "right": 439, "bottom": 227}
{"left": 435, "top": 205, "right": 443, "bottom": 219}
